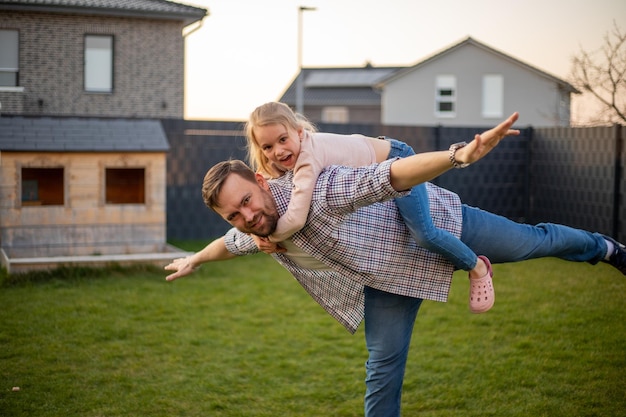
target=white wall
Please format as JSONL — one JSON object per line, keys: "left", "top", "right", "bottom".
{"left": 381, "top": 43, "right": 571, "bottom": 127}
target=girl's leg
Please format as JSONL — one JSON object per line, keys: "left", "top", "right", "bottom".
{"left": 363, "top": 286, "right": 423, "bottom": 417}
{"left": 395, "top": 183, "right": 478, "bottom": 271}
{"left": 460, "top": 205, "right": 607, "bottom": 264}
{"left": 387, "top": 138, "right": 478, "bottom": 271}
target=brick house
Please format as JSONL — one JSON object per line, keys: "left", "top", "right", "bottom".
{"left": 0, "top": 0, "right": 207, "bottom": 273}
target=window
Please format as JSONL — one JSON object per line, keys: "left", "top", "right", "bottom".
{"left": 106, "top": 168, "right": 145, "bottom": 204}
{"left": 435, "top": 75, "right": 456, "bottom": 117}
{"left": 482, "top": 74, "right": 503, "bottom": 118}
{"left": 85, "top": 35, "right": 113, "bottom": 92}
{"left": 321, "top": 106, "right": 349, "bottom": 123}
{"left": 21, "top": 168, "right": 64, "bottom": 206}
{"left": 0, "top": 30, "right": 19, "bottom": 87}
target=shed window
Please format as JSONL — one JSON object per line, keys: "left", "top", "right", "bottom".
{"left": 85, "top": 35, "right": 113, "bottom": 92}
{"left": 0, "top": 30, "right": 19, "bottom": 87}
{"left": 435, "top": 75, "right": 456, "bottom": 117}
{"left": 482, "top": 74, "right": 503, "bottom": 118}
{"left": 21, "top": 168, "right": 64, "bottom": 206}
{"left": 106, "top": 168, "right": 145, "bottom": 204}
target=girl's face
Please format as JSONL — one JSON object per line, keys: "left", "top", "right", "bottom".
{"left": 253, "top": 123, "right": 302, "bottom": 171}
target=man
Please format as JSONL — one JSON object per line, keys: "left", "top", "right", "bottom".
{"left": 166, "top": 113, "right": 625, "bottom": 416}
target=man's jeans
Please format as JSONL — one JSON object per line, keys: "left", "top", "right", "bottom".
{"left": 460, "top": 205, "right": 607, "bottom": 264}
{"left": 362, "top": 206, "right": 607, "bottom": 417}
{"left": 364, "top": 286, "right": 423, "bottom": 417}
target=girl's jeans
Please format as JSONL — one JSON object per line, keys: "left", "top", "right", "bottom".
{"left": 362, "top": 203, "right": 607, "bottom": 417}
{"left": 387, "top": 138, "right": 477, "bottom": 271}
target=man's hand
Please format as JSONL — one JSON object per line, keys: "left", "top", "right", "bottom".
{"left": 250, "top": 234, "right": 287, "bottom": 254}
{"left": 164, "top": 256, "right": 197, "bottom": 281}
{"left": 455, "top": 112, "right": 520, "bottom": 165}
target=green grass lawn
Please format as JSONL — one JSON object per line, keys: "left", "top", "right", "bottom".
{"left": 1, "top": 245, "right": 624, "bottom": 417}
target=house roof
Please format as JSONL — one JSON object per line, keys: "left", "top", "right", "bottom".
{"left": 375, "top": 36, "right": 580, "bottom": 94}
{"left": 279, "top": 65, "right": 403, "bottom": 106}
{"left": 0, "top": 116, "right": 170, "bottom": 152}
{"left": 0, "top": 0, "right": 208, "bottom": 25}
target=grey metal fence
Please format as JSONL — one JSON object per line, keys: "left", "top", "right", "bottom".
{"left": 163, "top": 119, "right": 624, "bottom": 243}
{"left": 529, "top": 125, "right": 624, "bottom": 242}
{"left": 162, "top": 119, "right": 248, "bottom": 240}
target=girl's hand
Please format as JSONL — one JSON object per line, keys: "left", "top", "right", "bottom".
{"left": 456, "top": 112, "right": 520, "bottom": 165}
{"left": 250, "top": 234, "right": 287, "bottom": 254}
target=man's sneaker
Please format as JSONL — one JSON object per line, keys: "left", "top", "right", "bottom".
{"left": 602, "top": 235, "right": 626, "bottom": 275}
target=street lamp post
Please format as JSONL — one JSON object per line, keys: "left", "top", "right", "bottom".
{"left": 296, "top": 6, "right": 316, "bottom": 115}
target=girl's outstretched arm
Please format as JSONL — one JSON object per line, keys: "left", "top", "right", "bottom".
{"left": 390, "top": 112, "right": 520, "bottom": 191}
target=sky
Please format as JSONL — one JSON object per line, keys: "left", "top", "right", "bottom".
{"left": 181, "top": 0, "right": 626, "bottom": 122}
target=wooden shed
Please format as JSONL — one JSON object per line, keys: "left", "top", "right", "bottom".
{"left": 0, "top": 115, "right": 189, "bottom": 273}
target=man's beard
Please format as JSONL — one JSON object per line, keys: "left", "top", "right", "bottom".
{"left": 245, "top": 210, "right": 279, "bottom": 237}
{"left": 243, "top": 189, "right": 279, "bottom": 237}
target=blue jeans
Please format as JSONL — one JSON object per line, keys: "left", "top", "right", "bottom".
{"left": 460, "top": 204, "right": 607, "bottom": 264}
{"left": 362, "top": 206, "right": 608, "bottom": 417}
{"left": 364, "top": 286, "right": 423, "bottom": 417}
{"left": 387, "top": 138, "right": 478, "bottom": 271}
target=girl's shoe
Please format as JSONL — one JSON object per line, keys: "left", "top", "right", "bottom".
{"left": 469, "top": 255, "right": 494, "bottom": 313}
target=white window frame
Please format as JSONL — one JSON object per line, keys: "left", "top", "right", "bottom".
{"left": 435, "top": 75, "right": 456, "bottom": 118}
{"left": 85, "top": 35, "right": 113, "bottom": 93}
{"left": 321, "top": 106, "right": 349, "bottom": 123}
{"left": 0, "top": 29, "right": 19, "bottom": 88}
{"left": 482, "top": 74, "right": 503, "bottom": 118}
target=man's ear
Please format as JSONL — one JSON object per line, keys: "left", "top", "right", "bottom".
{"left": 255, "top": 172, "right": 270, "bottom": 191}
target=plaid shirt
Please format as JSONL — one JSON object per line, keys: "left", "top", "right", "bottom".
{"left": 224, "top": 159, "right": 463, "bottom": 333}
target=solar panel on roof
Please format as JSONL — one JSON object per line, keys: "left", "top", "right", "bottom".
{"left": 305, "top": 69, "right": 397, "bottom": 87}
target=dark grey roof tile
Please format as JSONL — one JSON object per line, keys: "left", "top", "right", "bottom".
{"left": 0, "top": 0, "right": 207, "bottom": 24}
{"left": 0, "top": 116, "right": 170, "bottom": 152}
{"left": 279, "top": 66, "right": 403, "bottom": 106}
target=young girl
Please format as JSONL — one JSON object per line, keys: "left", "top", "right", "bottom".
{"left": 244, "top": 101, "right": 494, "bottom": 313}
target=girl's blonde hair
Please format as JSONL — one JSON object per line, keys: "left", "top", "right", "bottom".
{"left": 244, "top": 102, "right": 316, "bottom": 178}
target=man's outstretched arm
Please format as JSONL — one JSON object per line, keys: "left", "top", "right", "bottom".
{"left": 389, "top": 112, "right": 519, "bottom": 191}
{"left": 164, "top": 236, "right": 237, "bottom": 281}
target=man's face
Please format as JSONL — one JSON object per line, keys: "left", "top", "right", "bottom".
{"left": 213, "top": 173, "right": 279, "bottom": 237}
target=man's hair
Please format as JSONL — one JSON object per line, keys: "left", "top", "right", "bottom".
{"left": 202, "top": 159, "right": 256, "bottom": 210}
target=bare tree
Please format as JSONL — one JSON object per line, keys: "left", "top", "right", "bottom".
{"left": 570, "top": 22, "right": 626, "bottom": 126}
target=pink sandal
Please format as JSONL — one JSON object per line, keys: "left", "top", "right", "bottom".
{"left": 469, "top": 255, "right": 495, "bottom": 314}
